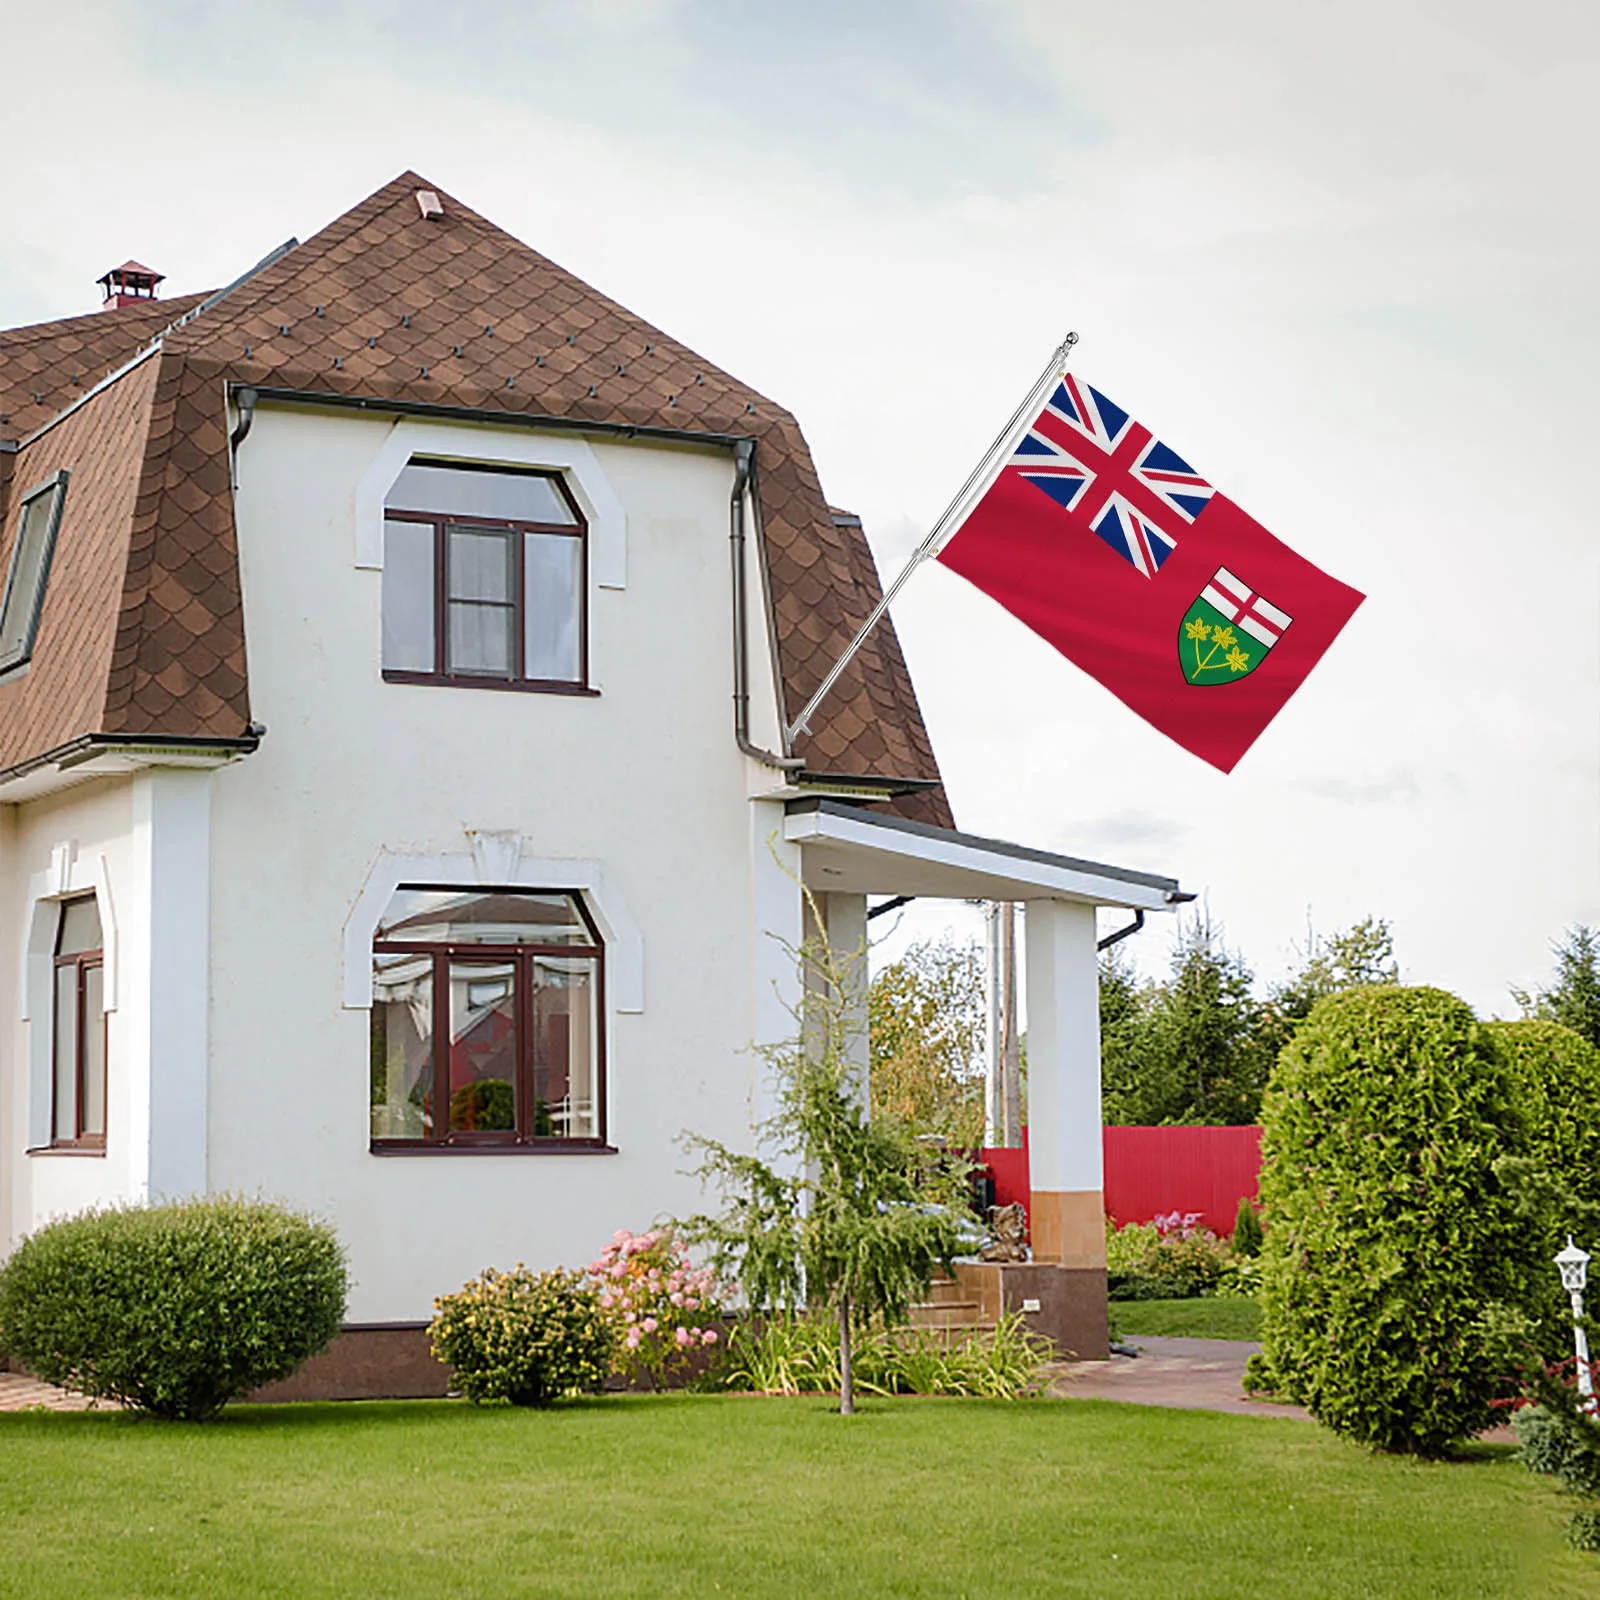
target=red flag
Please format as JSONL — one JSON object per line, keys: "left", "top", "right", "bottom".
{"left": 936, "top": 370, "right": 1364, "bottom": 773}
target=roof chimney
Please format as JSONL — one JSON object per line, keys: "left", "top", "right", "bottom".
{"left": 98, "top": 260, "right": 164, "bottom": 311}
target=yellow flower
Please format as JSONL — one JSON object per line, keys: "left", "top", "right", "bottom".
{"left": 1185, "top": 617, "right": 1210, "bottom": 642}
{"left": 1226, "top": 646, "right": 1250, "bottom": 673}
{"left": 1212, "top": 625, "right": 1237, "bottom": 651}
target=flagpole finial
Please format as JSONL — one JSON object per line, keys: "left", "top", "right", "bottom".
{"left": 1064, "top": 331, "right": 1079, "bottom": 346}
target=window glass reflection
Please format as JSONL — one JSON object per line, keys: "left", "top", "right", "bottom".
{"left": 387, "top": 463, "right": 576, "bottom": 524}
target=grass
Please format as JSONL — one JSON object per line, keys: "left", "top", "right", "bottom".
{"left": 1112, "top": 1295, "right": 1264, "bottom": 1341}
{"left": 0, "top": 1394, "right": 1591, "bottom": 1598}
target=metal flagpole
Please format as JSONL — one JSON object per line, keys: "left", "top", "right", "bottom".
{"left": 786, "top": 330, "right": 1080, "bottom": 742}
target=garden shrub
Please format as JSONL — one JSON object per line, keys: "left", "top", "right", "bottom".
{"left": 0, "top": 1195, "right": 346, "bottom": 1420}
{"left": 1104, "top": 1217, "right": 1158, "bottom": 1273}
{"left": 1104, "top": 1213, "right": 1231, "bottom": 1300}
{"left": 1254, "top": 986, "right": 1535, "bottom": 1455}
{"left": 1232, "top": 1195, "right": 1264, "bottom": 1258}
{"left": 588, "top": 1228, "right": 727, "bottom": 1388}
{"left": 1483, "top": 1020, "right": 1600, "bottom": 1358}
{"left": 430, "top": 1265, "right": 615, "bottom": 1405}
{"left": 1141, "top": 1212, "right": 1228, "bottom": 1297}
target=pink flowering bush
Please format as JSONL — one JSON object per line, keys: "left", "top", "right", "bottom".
{"left": 587, "top": 1228, "right": 727, "bottom": 1388}
{"left": 1144, "top": 1211, "right": 1228, "bottom": 1296}
{"left": 1105, "top": 1211, "right": 1232, "bottom": 1299}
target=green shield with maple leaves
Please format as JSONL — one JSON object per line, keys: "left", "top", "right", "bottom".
{"left": 1179, "top": 595, "right": 1276, "bottom": 685}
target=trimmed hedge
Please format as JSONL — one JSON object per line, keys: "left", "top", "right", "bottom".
{"left": 1252, "top": 986, "right": 1534, "bottom": 1455}
{"left": 1485, "top": 1019, "right": 1600, "bottom": 1360}
{"left": 0, "top": 1196, "right": 346, "bottom": 1420}
{"left": 430, "top": 1266, "right": 615, "bottom": 1405}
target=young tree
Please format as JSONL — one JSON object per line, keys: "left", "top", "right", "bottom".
{"left": 682, "top": 912, "right": 969, "bottom": 1415}
{"left": 1101, "top": 914, "right": 1269, "bottom": 1125}
{"left": 868, "top": 938, "right": 985, "bottom": 1148}
{"left": 1516, "top": 925, "right": 1600, "bottom": 1051}
{"left": 1258, "top": 916, "right": 1400, "bottom": 1064}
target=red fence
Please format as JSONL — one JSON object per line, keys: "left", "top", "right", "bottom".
{"left": 1102, "top": 1125, "right": 1261, "bottom": 1235}
{"left": 980, "top": 1125, "right": 1263, "bottom": 1238}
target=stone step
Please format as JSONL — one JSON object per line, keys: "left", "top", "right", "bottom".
{"left": 909, "top": 1300, "right": 994, "bottom": 1331}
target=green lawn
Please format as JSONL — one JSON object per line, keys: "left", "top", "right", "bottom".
{"left": 1112, "top": 1295, "right": 1264, "bottom": 1341}
{"left": 0, "top": 1395, "right": 1589, "bottom": 1598}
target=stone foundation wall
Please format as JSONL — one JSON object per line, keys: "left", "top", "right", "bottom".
{"left": 245, "top": 1324, "right": 450, "bottom": 1403}
{"left": 953, "top": 1261, "right": 1109, "bottom": 1362}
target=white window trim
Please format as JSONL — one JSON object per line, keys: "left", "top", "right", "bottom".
{"left": 353, "top": 420, "right": 627, "bottom": 588}
{"left": 342, "top": 841, "right": 643, "bottom": 1014}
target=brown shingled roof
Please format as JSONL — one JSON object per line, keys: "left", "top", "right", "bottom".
{"left": 0, "top": 293, "right": 208, "bottom": 439}
{"left": 0, "top": 173, "right": 950, "bottom": 824}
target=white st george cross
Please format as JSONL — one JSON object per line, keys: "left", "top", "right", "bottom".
{"left": 1201, "top": 568, "right": 1292, "bottom": 648}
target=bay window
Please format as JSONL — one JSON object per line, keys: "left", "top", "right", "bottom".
{"left": 369, "top": 887, "right": 605, "bottom": 1151}
{"left": 381, "top": 460, "right": 588, "bottom": 691}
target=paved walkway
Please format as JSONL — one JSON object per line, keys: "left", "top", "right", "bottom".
{"left": 0, "top": 1371, "right": 118, "bottom": 1413}
{"left": 1049, "top": 1336, "right": 1309, "bottom": 1420}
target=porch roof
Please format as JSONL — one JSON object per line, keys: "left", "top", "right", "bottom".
{"left": 783, "top": 798, "right": 1185, "bottom": 912}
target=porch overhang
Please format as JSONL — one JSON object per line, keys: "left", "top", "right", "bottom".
{"left": 783, "top": 798, "right": 1183, "bottom": 912}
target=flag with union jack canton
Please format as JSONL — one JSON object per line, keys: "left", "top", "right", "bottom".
{"left": 936, "top": 362, "right": 1364, "bottom": 772}
{"left": 1011, "top": 373, "right": 1215, "bottom": 578}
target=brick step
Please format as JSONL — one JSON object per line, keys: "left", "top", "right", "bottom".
{"left": 922, "top": 1276, "right": 975, "bottom": 1306}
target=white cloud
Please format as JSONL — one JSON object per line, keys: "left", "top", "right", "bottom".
{"left": 2, "top": 0, "right": 1594, "bottom": 1012}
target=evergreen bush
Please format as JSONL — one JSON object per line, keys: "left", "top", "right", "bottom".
{"left": 430, "top": 1265, "right": 615, "bottom": 1405}
{"left": 1484, "top": 1020, "right": 1600, "bottom": 1357}
{"left": 1232, "top": 1195, "right": 1264, "bottom": 1258}
{"left": 0, "top": 1195, "right": 346, "bottom": 1420}
{"left": 1254, "top": 986, "right": 1534, "bottom": 1455}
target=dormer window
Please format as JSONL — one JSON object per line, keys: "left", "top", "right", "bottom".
{"left": 381, "top": 460, "right": 588, "bottom": 692}
{"left": 0, "top": 470, "right": 69, "bottom": 676}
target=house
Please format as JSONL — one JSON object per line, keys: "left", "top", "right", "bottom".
{"left": 0, "top": 175, "right": 1186, "bottom": 1388}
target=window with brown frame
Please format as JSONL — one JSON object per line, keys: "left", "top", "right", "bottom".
{"left": 52, "top": 896, "right": 106, "bottom": 1151}
{"left": 0, "top": 469, "right": 70, "bottom": 677}
{"left": 380, "top": 460, "right": 590, "bottom": 692}
{"left": 369, "top": 887, "right": 607, "bottom": 1152}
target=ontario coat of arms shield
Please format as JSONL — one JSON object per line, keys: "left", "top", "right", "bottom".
{"left": 1179, "top": 566, "right": 1293, "bottom": 686}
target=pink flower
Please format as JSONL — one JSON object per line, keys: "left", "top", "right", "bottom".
{"left": 611, "top": 1263, "right": 626, "bottom": 1280}
{"left": 674, "top": 1327, "right": 692, "bottom": 1347}
{"left": 642, "top": 1317, "right": 658, "bottom": 1334}
{"left": 702, "top": 1329, "right": 718, "bottom": 1345}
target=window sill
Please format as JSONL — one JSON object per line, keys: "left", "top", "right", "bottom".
{"left": 381, "top": 671, "right": 600, "bottom": 697}
{"left": 26, "top": 1142, "right": 106, "bottom": 1157}
{"left": 370, "top": 1139, "right": 617, "bottom": 1156}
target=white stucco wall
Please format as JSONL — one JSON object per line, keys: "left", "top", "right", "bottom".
{"left": 0, "top": 777, "right": 140, "bottom": 1240}
{"left": 206, "top": 405, "right": 784, "bottom": 1320}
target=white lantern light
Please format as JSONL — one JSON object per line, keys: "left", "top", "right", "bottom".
{"left": 1557, "top": 1236, "right": 1591, "bottom": 1295}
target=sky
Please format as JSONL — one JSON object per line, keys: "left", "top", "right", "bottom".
{"left": 1, "top": 0, "right": 1594, "bottom": 1013}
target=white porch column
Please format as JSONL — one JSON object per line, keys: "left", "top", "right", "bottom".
{"left": 128, "top": 768, "right": 213, "bottom": 1200}
{"left": 821, "top": 892, "right": 870, "bottom": 1086}
{"left": 1023, "top": 897, "right": 1105, "bottom": 1268}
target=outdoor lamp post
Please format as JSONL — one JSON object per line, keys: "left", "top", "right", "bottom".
{"left": 1556, "top": 1236, "right": 1593, "bottom": 1406}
